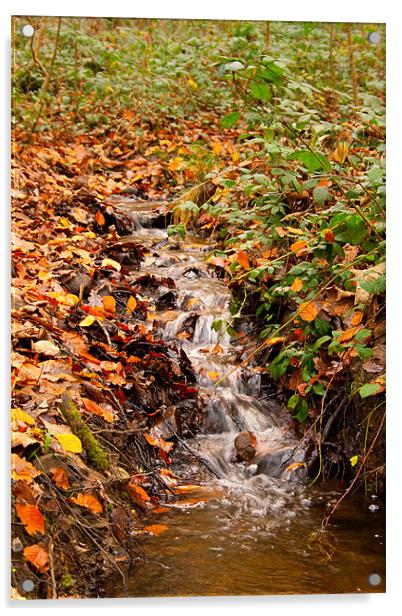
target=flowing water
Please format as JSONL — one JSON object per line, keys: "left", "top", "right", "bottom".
{"left": 110, "top": 198, "right": 385, "bottom": 597}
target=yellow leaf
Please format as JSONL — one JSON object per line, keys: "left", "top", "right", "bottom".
{"left": 187, "top": 77, "right": 198, "bottom": 90}
{"left": 79, "top": 315, "right": 96, "bottom": 327}
{"left": 298, "top": 301, "right": 318, "bottom": 322}
{"left": 350, "top": 455, "right": 359, "bottom": 467}
{"left": 290, "top": 277, "right": 303, "bottom": 292}
{"left": 101, "top": 258, "right": 121, "bottom": 272}
{"left": 265, "top": 336, "right": 286, "bottom": 346}
{"left": 167, "top": 157, "right": 184, "bottom": 172}
{"left": 332, "top": 142, "right": 349, "bottom": 164}
{"left": 232, "top": 148, "right": 240, "bottom": 163}
{"left": 290, "top": 240, "right": 307, "bottom": 253}
{"left": 12, "top": 408, "right": 35, "bottom": 426}
{"left": 126, "top": 295, "right": 137, "bottom": 314}
{"left": 211, "top": 141, "right": 223, "bottom": 155}
{"left": 56, "top": 433, "right": 83, "bottom": 453}
{"left": 207, "top": 371, "right": 219, "bottom": 381}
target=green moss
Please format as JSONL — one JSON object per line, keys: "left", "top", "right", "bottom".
{"left": 60, "top": 572, "right": 75, "bottom": 589}
{"left": 60, "top": 394, "right": 109, "bottom": 472}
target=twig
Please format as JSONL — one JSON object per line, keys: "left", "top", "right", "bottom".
{"left": 48, "top": 539, "right": 58, "bottom": 599}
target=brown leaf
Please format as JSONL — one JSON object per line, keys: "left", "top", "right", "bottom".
{"left": 49, "top": 466, "right": 70, "bottom": 490}
{"left": 15, "top": 503, "right": 45, "bottom": 535}
{"left": 11, "top": 454, "right": 41, "bottom": 484}
{"left": 23, "top": 544, "right": 49, "bottom": 573}
{"left": 69, "top": 493, "right": 103, "bottom": 513}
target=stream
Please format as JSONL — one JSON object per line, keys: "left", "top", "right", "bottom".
{"left": 110, "top": 197, "right": 385, "bottom": 597}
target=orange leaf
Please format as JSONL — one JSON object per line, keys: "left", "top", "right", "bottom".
{"left": 23, "top": 544, "right": 49, "bottom": 572}
{"left": 298, "top": 301, "right": 318, "bottom": 322}
{"left": 265, "top": 336, "right": 286, "bottom": 346}
{"left": 126, "top": 295, "right": 137, "bottom": 314}
{"left": 11, "top": 454, "right": 41, "bottom": 484}
{"left": 102, "top": 295, "right": 116, "bottom": 313}
{"left": 144, "top": 433, "right": 157, "bottom": 447}
{"left": 69, "top": 493, "right": 103, "bottom": 513}
{"left": 16, "top": 504, "right": 45, "bottom": 536}
{"left": 95, "top": 210, "right": 105, "bottom": 226}
{"left": 143, "top": 524, "right": 168, "bottom": 536}
{"left": 49, "top": 466, "right": 70, "bottom": 490}
{"left": 212, "top": 343, "right": 223, "bottom": 354}
{"left": 82, "top": 397, "right": 114, "bottom": 423}
{"left": 290, "top": 240, "right": 307, "bottom": 253}
{"left": 126, "top": 481, "right": 151, "bottom": 505}
{"left": 237, "top": 250, "right": 250, "bottom": 269}
{"left": 351, "top": 311, "right": 364, "bottom": 326}
{"left": 290, "top": 277, "right": 303, "bottom": 292}
{"left": 338, "top": 327, "right": 359, "bottom": 343}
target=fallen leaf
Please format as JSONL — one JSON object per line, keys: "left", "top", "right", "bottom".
{"left": 338, "top": 327, "right": 359, "bottom": 343}
{"left": 12, "top": 408, "right": 35, "bottom": 426}
{"left": 298, "top": 301, "right": 318, "bottom": 322}
{"left": 102, "top": 295, "right": 116, "bottom": 313}
{"left": 56, "top": 433, "right": 83, "bottom": 453}
{"left": 265, "top": 336, "right": 286, "bottom": 346}
{"left": 32, "top": 340, "right": 60, "bottom": 357}
{"left": 290, "top": 278, "right": 303, "bottom": 292}
{"left": 69, "top": 493, "right": 103, "bottom": 513}
{"left": 237, "top": 250, "right": 250, "bottom": 269}
{"left": 11, "top": 454, "right": 41, "bottom": 484}
{"left": 79, "top": 315, "right": 96, "bottom": 327}
{"left": 95, "top": 210, "right": 105, "bottom": 226}
{"left": 290, "top": 240, "right": 307, "bottom": 253}
{"left": 101, "top": 258, "right": 121, "bottom": 272}
{"left": 15, "top": 504, "right": 45, "bottom": 535}
{"left": 82, "top": 397, "right": 114, "bottom": 423}
{"left": 23, "top": 544, "right": 49, "bottom": 572}
{"left": 49, "top": 466, "right": 70, "bottom": 490}
{"left": 126, "top": 295, "right": 137, "bottom": 314}
{"left": 126, "top": 481, "right": 151, "bottom": 506}
{"left": 350, "top": 311, "right": 364, "bottom": 326}
{"left": 143, "top": 524, "right": 168, "bottom": 536}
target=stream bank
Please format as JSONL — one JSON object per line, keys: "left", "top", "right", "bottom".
{"left": 105, "top": 195, "right": 385, "bottom": 597}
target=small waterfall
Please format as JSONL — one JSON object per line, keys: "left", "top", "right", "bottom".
{"left": 117, "top": 197, "right": 309, "bottom": 492}
{"left": 193, "top": 314, "right": 231, "bottom": 347}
